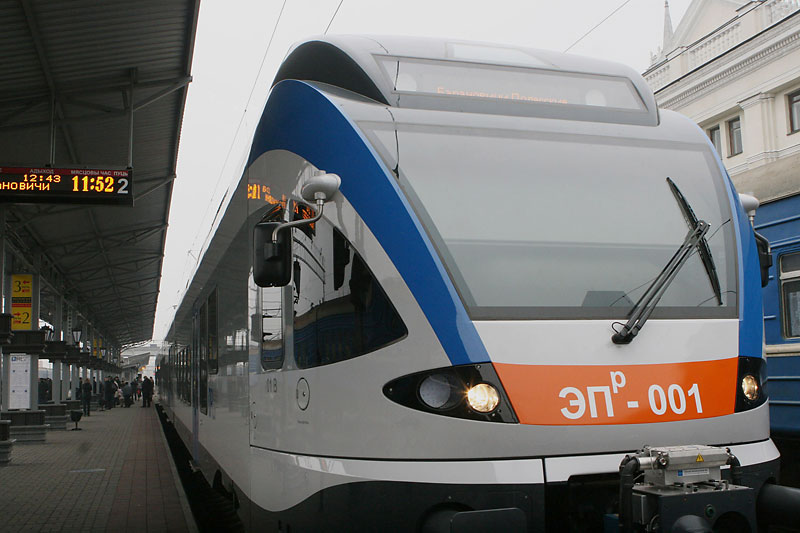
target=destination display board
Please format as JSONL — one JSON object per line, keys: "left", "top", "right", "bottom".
{"left": 0, "top": 166, "right": 133, "bottom": 205}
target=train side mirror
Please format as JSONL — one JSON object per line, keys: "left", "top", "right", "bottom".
{"left": 253, "top": 171, "right": 340, "bottom": 288}
{"left": 738, "top": 193, "right": 771, "bottom": 287}
{"left": 253, "top": 222, "right": 292, "bottom": 287}
{"left": 754, "top": 231, "right": 772, "bottom": 287}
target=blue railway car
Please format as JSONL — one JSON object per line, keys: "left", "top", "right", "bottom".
{"left": 755, "top": 194, "right": 800, "bottom": 435}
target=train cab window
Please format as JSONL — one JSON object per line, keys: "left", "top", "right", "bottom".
{"left": 780, "top": 252, "right": 800, "bottom": 338}
{"left": 292, "top": 215, "right": 407, "bottom": 369}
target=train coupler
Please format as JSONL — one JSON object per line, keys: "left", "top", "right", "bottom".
{"left": 616, "top": 444, "right": 755, "bottom": 532}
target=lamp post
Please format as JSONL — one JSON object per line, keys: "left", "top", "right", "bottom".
{"left": 70, "top": 326, "right": 82, "bottom": 394}
{"left": 71, "top": 326, "right": 82, "bottom": 346}
{"left": 82, "top": 341, "right": 91, "bottom": 379}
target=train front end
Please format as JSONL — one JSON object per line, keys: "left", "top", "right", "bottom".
{"left": 250, "top": 36, "right": 796, "bottom": 531}
{"left": 366, "top": 102, "right": 778, "bottom": 531}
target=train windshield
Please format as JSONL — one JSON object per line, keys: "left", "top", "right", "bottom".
{"left": 368, "top": 125, "right": 737, "bottom": 320}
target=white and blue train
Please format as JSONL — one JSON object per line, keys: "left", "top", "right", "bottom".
{"left": 159, "top": 36, "right": 798, "bottom": 531}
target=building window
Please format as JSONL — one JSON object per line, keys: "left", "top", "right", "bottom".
{"left": 789, "top": 90, "right": 800, "bottom": 133}
{"left": 728, "top": 117, "right": 742, "bottom": 156}
{"left": 708, "top": 126, "right": 721, "bottom": 154}
{"left": 781, "top": 252, "right": 800, "bottom": 338}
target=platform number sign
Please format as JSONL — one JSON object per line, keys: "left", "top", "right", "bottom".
{"left": 11, "top": 274, "right": 32, "bottom": 330}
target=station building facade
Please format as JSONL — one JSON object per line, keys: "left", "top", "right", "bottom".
{"left": 643, "top": 0, "right": 800, "bottom": 433}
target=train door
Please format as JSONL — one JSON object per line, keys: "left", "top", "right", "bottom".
{"left": 249, "top": 203, "right": 289, "bottom": 449}
{"left": 287, "top": 203, "right": 325, "bottom": 437}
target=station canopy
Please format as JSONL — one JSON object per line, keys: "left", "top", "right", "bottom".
{"left": 0, "top": 0, "right": 200, "bottom": 347}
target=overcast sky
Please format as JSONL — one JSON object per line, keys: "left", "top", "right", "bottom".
{"left": 152, "top": 0, "right": 695, "bottom": 340}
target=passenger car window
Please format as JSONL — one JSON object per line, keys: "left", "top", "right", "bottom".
{"left": 208, "top": 289, "right": 218, "bottom": 374}
{"left": 781, "top": 252, "right": 800, "bottom": 338}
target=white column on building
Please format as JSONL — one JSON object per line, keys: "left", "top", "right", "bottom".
{"left": 60, "top": 364, "right": 68, "bottom": 401}
{"left": 70, "top": 363, "right": 79, "bottom": 400}
{"left": 52, "top": 362, "right": 61, "bottom": 405}
{"left": 739, "top": 92, "right": 777, "bottom": 166}
{"left": 52, "top": 295, "right": 63, "bottom": 404}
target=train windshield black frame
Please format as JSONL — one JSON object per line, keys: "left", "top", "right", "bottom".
{"left": 367, "top": 124, "right": 737, "bottom": 320}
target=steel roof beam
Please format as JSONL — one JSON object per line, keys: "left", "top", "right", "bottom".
{"left": 86, "top": 209, "right": 126, "bottom": 321}
{"left": 0, "top": 99, "right": 47, "bottom": 127}
{"left": 133, "top": 77, "right": 192, "bottom": 111}
{"left": 136, "top": 175, "right": 177, "bottom": 201}
{"left": 78, "top": 274, "right": 161, "bottom": 294}
{"left": 0, "top": 78, "right": 192, "bottom": 132}
{"left": 65, "top": 245, "right": 164, "bottom": 273}
{"left": 9, "top": 205, "right": 91, "bottom": 231}
{"left": 20, "top": 0, "right": 79, "bottom": 164}
{"left": 60, "top": 95, "right": 123, "bottom": 115}
{"left": 90, "top": 290, "right": 160, "bottom": 306}
{"left": 78, "top": 277, "right": 160, "bottom": 295}
{"left": 40, "top": 223, "right": 166, "bottom": 251}
{"left": 0, "top": 75, "right": 193, "bottom": 107}
{"left": 70, "top": 254, "right": 161, "bottom": 277}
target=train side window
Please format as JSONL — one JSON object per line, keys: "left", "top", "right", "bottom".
{"left": 780, "top": 252, "right": 800, "bottom": 338}
{"left": 292, "top": 215, "right": 407, "bottom": 369}
{"left": 208, "top": 289, "right": 219, "bottom": 374}
{"left": 260, "top": 285, "right": 284, "bottom": 370}
{"left": 197, "top": 303, "right": 208, "bottom": 415}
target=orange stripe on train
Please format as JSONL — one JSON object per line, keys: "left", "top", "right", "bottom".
{"left": 494, "top": 358, "right": 738, "bottom": 425}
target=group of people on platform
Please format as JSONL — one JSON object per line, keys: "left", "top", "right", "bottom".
{"left": 38, "top": 377, "right": 53, "bottom": 402}
{"left": 78, "top": 374, "right": 155, "bottom": 416}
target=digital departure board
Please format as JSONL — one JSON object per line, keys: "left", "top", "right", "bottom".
{"left": 0, "top": 167, "right": 134, "bottom": 206}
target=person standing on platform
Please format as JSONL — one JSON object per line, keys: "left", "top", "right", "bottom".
{"left": 104, "top": 376, "right": 115, "bottom": 410}
{"left": 122, "top": 381, "right": 133, "bottom": 407}
{"left": 81, "top": 378, "right": 93, "bottom": 416}
{"left": 142, "top": 376, "right": 154, "bottom": 407}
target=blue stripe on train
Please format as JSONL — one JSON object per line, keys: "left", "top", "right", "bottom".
{"left": 247, "top": 79, "right": 490, "bottom": 366}
{"left": 717, "top": 160, "right": 763, "bottom": 358}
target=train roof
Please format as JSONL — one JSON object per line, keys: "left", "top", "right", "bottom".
{"left": 273, "top": 35, "right": 658, "bottom": 126}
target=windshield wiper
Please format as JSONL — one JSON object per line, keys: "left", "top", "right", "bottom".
{"left": 666, "top": 177, "right": 722, "bottom": 306}
{"left": 611, "top": 178, "right": 719, "bottom": 345}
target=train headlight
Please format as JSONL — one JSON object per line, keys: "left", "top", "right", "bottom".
{"left": 467, "top": 383, "right": 500, "bottom": 413}
{"left": 741, "top": 374, "right": 759, "bottom": 401}
{"left": 735, "top": 357, "right": 767, "bottom": 412}
{"left": 419, "top": 374, "right": 460, "bottom": 410}
{"left": 383, "top": 364, "right": 517, "bottom": 423}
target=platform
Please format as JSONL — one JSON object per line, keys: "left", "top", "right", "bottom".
{"left": 0, "top": 399, "right": 196, "bottom": 532}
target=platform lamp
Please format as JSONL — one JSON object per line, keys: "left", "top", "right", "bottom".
{"left": 71, "top": 325, "right": 83, "bottom": 346}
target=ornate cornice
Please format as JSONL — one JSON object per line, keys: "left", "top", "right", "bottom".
{"left": 657, "top": 26, "right": 800, "bottom": 110}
